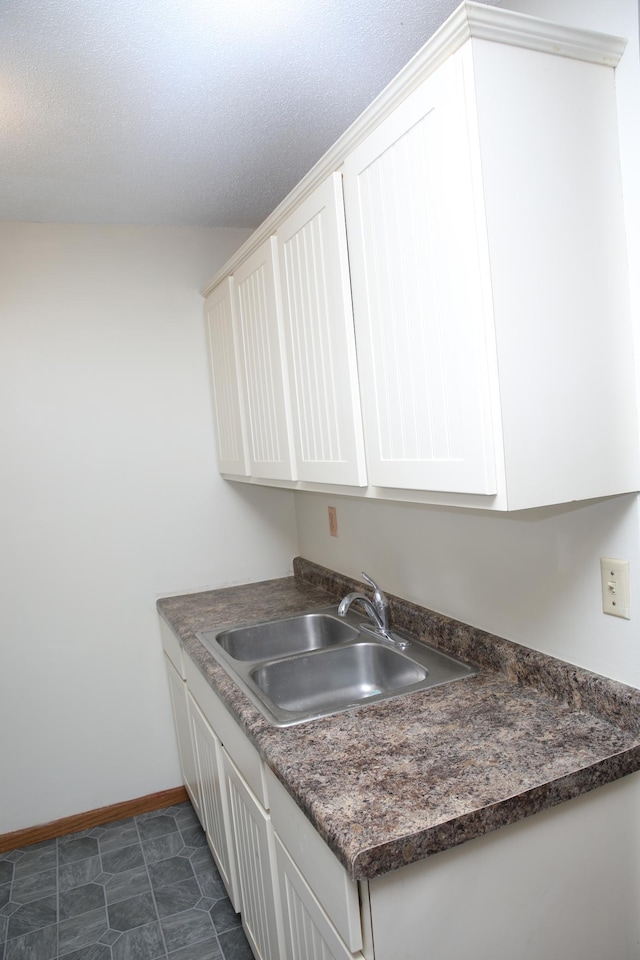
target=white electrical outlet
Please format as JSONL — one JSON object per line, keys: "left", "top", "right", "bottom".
{"left": 600, "top": 557, "right": 631, "bottom": 619}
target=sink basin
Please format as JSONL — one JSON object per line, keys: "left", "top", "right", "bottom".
{"left": 251, "top": 642, "right": 427, "bottom": 714}
{"left": 196, "top": 605, "right": 477, "bottom": 726}
{"left": 208, "top": 612, "right": 358, "bottom": 661}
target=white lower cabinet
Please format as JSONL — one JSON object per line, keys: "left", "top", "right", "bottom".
{"left": 162, "top": 627, "right": 640, "bottom": 960}
{"left": 166, "top": 639, "right": 365, "bottom": 960}
{"left": 180, "top": 678, "right": 640, "bottom": 960}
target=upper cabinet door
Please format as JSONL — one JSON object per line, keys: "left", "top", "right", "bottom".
{"left": 234, "top": 238, "right": 297, "bottom": 481}
{"left": 205, "top": 277, "right": 250, "bottom": 477}
{"left": 277, "top": 174, "right": 367, "bottom": 487}
{"left": 343, "top": 55, "right": 497, "bottom": 495}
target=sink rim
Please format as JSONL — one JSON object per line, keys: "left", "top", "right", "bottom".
{"left": 196, "top": 605, "right": 478, "bottom": 727}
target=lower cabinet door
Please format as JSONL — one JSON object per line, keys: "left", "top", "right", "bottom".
{"left": 275, "top": 835, "right": 364, "bottom": 960}
{"left": 164, "top": 657, "right": 201, "bottom": 819}
{"left": 223, "top": 750, "right": 283, "bottom": 960}
{"left": 187, "top": 692, "right": 240, "bottom": 910}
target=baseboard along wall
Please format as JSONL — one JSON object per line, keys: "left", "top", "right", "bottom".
{"left": 0, "top": 786, "right": 189, "bottom": 853}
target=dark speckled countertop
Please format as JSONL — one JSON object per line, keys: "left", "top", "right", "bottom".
{"left": 157, "top": 558, "right": 640, "bottom": 881}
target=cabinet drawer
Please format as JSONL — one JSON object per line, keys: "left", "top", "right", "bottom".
{"left": 159, "top": 615, "right": 183, "bottom": 677}
{"left": 265, "top": 766, "right": 362, "bottom": 952}
{"left": 184, "top": 654, "right": 268, "bottom": 808}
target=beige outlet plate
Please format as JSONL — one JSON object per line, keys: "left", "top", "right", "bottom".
{"left": 600, "top": 557, "right": 630, "bottom": 619}
{"left": 328, "top": 506, "right": 338, "bottom": 537}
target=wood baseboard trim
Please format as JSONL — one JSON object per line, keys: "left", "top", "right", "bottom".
{"left": 0, "top": 786, "right": 189, "bottom": 854}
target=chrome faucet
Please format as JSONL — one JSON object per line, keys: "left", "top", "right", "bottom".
{"left": 338, "top": 572, "right": 408, "bottom": 650}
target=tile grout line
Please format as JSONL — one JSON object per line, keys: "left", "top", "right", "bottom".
{"left": 96, "top": 828, "right": 114, "bottom": 960}
{"left": 167, "top": 808, "right": 226, "bottom": 960}
{"left": 141, "top": 806, "right": 228, "bottom": 960}
{"left": 56, "top": 834, "right": 110, "bottom": 960}
{"left": 179, "top": 809, "right": 227, "bottom": 960}
{"left": 178, "top": 807, "right": 227, "bottom": 960}
{"left": 134, "top": 813, "right": 170, "bottom": 960}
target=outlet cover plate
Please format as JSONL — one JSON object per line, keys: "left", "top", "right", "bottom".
{"left": 600, "top": 557, "right": 630, "bottom": 619}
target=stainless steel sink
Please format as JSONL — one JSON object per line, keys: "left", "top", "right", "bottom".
{"left": 197, "top": 606, "right": 477, "bottom": 727}
{"left": 211, "top": 612, "right": 359, "bottom": 661}
{"left": 251, "top": 642, "right": 427, "bottom": 715}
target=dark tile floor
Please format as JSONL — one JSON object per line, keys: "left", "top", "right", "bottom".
{"left": 0, "top": 801, "right": 254, "bottom": 960}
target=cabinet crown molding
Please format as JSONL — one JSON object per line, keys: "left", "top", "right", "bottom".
{"left": 202, "top": 0, "right": 626, "bottom": 298}
{"left": 453, "top": 1, "right": 625, "bottom": 67}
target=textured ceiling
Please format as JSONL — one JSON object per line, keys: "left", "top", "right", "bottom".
{"left": 1, "top": 0, "right": 499, "bottom": 228}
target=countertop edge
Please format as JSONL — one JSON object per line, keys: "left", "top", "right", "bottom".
{"left": 348, "top": 746, "right": 640, "bottom": 879}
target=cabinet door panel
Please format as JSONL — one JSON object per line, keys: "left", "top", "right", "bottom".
{"left": 224, "top": 752, "right": 282, "bottom": 960}
{"left": 343, "top": 55, "right": 496, "bottom": 495}
{"left": 275, "top": 836, "right": 363, "bottom": 960}
{"left": 165, "top": 657, "right": 201, "bottom": 819}
{"left": 205, "top": 277, "right": 250, "bottom": 477}
{"left": 234, "top": 237, "right": 296, "bottom": 481}
{"left": 278, "top": 173, "right": 367, "bottom": 486}
{"left": 188, "top": 693, "right": 240, "bottom": 910}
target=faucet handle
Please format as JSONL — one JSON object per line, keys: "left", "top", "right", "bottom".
{"left": 361, "top": 572, "right": 389, "bottom": 629}
{"left": 361, "top": 571, "right": 383, "bottom": 593}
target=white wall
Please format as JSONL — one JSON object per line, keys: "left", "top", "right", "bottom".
{"left": 294, "top": 0, "right": 640, "bottom": 689}
{"left": 295, "top": 493, "right": 640, "bottom": 685}
{"left": 0, "top": 223, "right": 298, "bottom": 834}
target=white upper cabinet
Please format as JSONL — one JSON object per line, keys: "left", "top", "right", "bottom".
{"left": 202, "top": 2, "right": 639, "bottom": 510}
{"left": 342, "top": 21, "right": 638, "bottom": 509}
{"left": 343, "top": 56, "right": 496, "bottom": 495}
{"left": 277, "top": 173, "right": 367, "bottom": 486}
{"left": 233, "top": 237, "right": 297, "bottom": 482}
{"left": 205, "top": 277, "right": 250, "bottom": 477}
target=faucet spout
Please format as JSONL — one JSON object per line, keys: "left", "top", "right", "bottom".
{"left": 337, "top": 592, "right": 382, "bottom": 628}
{"left": 337, "top": 573, "right": 408, "bottom": 650}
